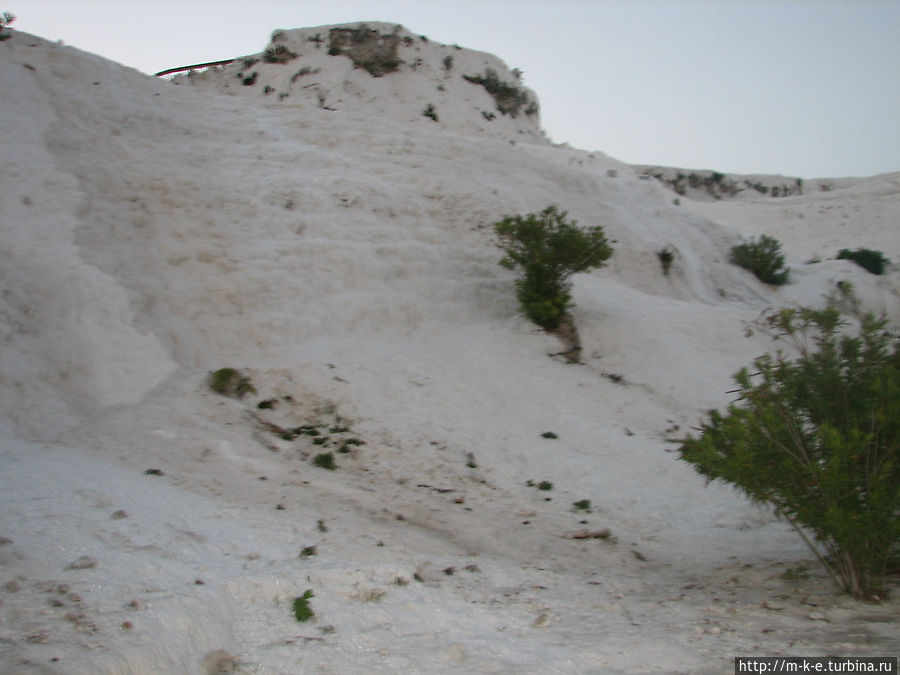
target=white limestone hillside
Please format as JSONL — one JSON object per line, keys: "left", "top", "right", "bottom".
{"left": 169, "top": 22, "right": 545, "bottom": 145}
{"left": 0, "top": 26, "right": 897, "bottom": 675}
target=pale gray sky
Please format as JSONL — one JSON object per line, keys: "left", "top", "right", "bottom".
{"left": 10, "top": 0, "right": 900, "bottom": 178}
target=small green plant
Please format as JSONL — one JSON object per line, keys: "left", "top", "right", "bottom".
{"left": 729, "top": 235, "right": 790, "bottom": 285}
{"left": 242, "top": 72, "right": 258, "bottom": 86}
{"left": 422, "top": 103, "right": 438, "bottom": 121}
{"left": 442, "top": 54, "right": 453, "bottom": 71}
{"left": 299, "top": 545, "right": 318, "bottom": 558}
{"left": 657, "top": 247, "right": 675, "bottom": 276}
{"left": 573, "top": 499, "right": 592, "bottom": 512}
{"left": 292, "top": 590, "right": 315, "bottom": 622}
{"left": 679, "top": 291, "right": 899, "bottom": 600}
{"left": 495, "top": 205, "right": 613, "bottom": 331}
{"left": 262, "top": 43, "right": 298, "bottom": 64}
{"left": 208, "top": 368, "right": 256, "bottom": 399}
{"left": 541, "top": 431, "right": 558, "bottom": 439}
{"left": 312, "top": 452, "right": 336, "bottom": 470}
{"left": 837, "top": 248, "right": 890, "bottom": 275}
{"left": 537, "top": 481, "right": 554, "bottom": 491}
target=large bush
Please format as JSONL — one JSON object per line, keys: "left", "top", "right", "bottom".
{"left": 730, "top": 234, "right": 790, "bottom": 285}
{"left": 679, "top": 292, "right": 899, "bottom": 600}
{"left": 494, "top": 205, "right": 613, "bottom": 330}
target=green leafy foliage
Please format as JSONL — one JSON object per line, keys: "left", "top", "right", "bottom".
{"left": 730, "top": 235, "right": 791, "bottom": 285}
{"left": 573, "top": 499, "right": 592, "bottom": 512}
{"left": 207, "top": 368, "right": 256, "bottom": 399}
{"left": 312, "top": 452, "right": 336, "bottom": 470}
{"left": 679, "top": 293, "right": 899, "bottom": 600}
{"left": 291, "top": 590, "right": 315, "bottom": 622}
{"left": 422, "top": 103, "right": 438, "bottom": 122}
{"left": 837, "top": 248, "right": 890, "bottom": 275}
{"left": 495, "top": 206, "right": 613, "bottom": 330}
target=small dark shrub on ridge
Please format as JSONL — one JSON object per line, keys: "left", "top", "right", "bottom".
{"left": 730, "top": 235, "right": 790, "bottom": 285}
{"left": 837, "top": 248, "right": 890, "bottom": 275}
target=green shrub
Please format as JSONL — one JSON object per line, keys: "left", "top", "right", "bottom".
{"left": 292, "top": 590, "right": 315, "bottom": 622}
{"left": 679, "top": 293, "right": 899, "bottom": 600}
{"left": 495, "top": 206, "right": 613, "bottom": 330}
{"left": 312, "top": 452, "right": 336, "bottom": 470}
{"left": 422, "top": 103, "right": 438, "bottom": 122}
{"left": 837, "top": 248, "right": 890, "bottom": 275}
{"left": 573, "top": 499, "right": 592, "bottom": 512}
{"left": 208, "top": 368, "right": 256, "bottom": 399}
{"left": 730, "top": 235, "right": 790, "bottom": 285}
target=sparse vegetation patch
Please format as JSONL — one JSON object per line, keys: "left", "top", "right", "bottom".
{"left": 312, "top": 452, "right": 336, "bottom": 470}
{"left": 422, "top": 103, "right": 438, "bottom": 121}
{"left": 525, "top": 479, "right": 554, "bottom": 492}
{"left": 263, "top": 43, "right": 299, "bottom": 64}
{"left": 208, "top": 368, "right": 257, "bottom": 399}
{"left": 463, "top": 68, "right": 536, "bottom": 117}
{"left": 328, "top": 24, "right": 402, "bottom": 77}
{"left": 573, "top": 499, "right": 592, "bottom": 512}
{"left": 837, "top": 248, "right": 890, "bottom": 275}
